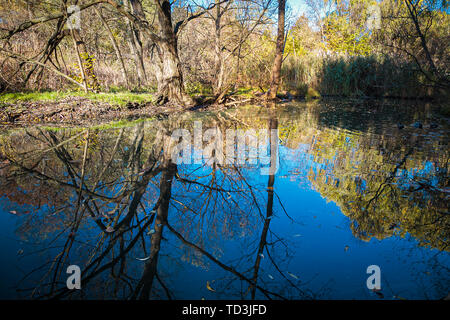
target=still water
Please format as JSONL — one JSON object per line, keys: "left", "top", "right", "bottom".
{"left": 0, "top": 99, "right": 448, "bottom": 300}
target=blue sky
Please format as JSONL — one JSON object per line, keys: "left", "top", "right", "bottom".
{"left": 288, "top": 0, "right": 308, "bottom": 16}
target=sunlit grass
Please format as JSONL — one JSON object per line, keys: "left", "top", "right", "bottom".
{"left": 0, "top": 91, "right": 155, "bottom": 107}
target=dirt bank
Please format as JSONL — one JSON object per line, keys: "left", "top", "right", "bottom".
{"left": 0, "top": 95, "right": 254, "bottom": 127}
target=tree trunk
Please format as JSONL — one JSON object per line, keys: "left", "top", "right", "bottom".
{"left": 153, "top": 0, "right": 194, "bottom": 106}
{"left": 70, "top": 28, "right": 99, "bottom": 92}
{"left": 214, "top": 0, "right": 225, "bottom": 95}
{"left": 125, "top": 0, "right": 147, "bottom": 87}
{"left": 267, "top": 0, "right": 286, "bottom": 100}
{"left": 95, "top": 7, "right": 130, "bottom": 89}
{"left": 404, "top": 0, "right": 439, "bottom": 78}
{"left": 70, "top": 28, "right": 88, "bottom": 93}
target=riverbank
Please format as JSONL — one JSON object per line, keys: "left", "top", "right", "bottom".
{"left": 0, "top": 91, "right": 259, "bottom": 127}
{"left": 1, "top": 90, "right": 448, "bottom": 128}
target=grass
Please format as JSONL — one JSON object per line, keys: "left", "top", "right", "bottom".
{"left": 90, "top": 118, "right": 153, "bottom": 130}
{"left": 234, "top": 87, "right": 258, "bottom": 98}
{"left": 36, "top": 118, "right": 154, "bottom": 132}
{"left": 0, "top": 91, "right": 154, "bottom": 107}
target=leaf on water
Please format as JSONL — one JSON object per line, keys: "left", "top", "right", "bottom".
{"left": 9, "top": 210, "right": 17, "bottom": 215}
{"left": 373, "top": 290, "right": 384, "bottom": 299}
{"left": 147, "top": 229, "right": 156, "bottom": 235}
{"left": 136, "top": 256, "right": 151, "bottom": 261}
{"left": 105, "top": 226, "right": 115, "bottom": 233}
{"left": 17, "top": 249, "right": 24, "bottom": 255}
{"left": 268, "top": 274, "right": 274, "bottom": 280}
{"left": 259, "top": 253, "right": 265, "bottom": 259}
{"left": 288, "top": 272, "right": 299, "bottom": 280}
{"left": 206, "top": 281, "right": 216, "bottom": 292}
{"left": 344, "top": 245, "right": 349, "bottom": 252}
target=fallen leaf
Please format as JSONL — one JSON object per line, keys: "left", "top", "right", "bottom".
{"left": 288, "top": 272, "right": 299, "bottom": 280}
{"left": 206, "top": 281, "right": 216, "bottom": 292}
{"left": 373, "top": 290, "right": 384, "bottom": 299}
{"left": 268, "top": 274, "right": 274, "bottom": 280}
{"left": 136, "top": 256, "right": 151, "bottom": 261}
{"left": 105, "top": 226, "right": 115, "bottom": 233}
{"left": 259, "top": 253, "right": 265, "bottom": 259}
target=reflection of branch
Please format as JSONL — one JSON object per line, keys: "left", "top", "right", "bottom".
{"left": 165, "top": 222, "right": 286, "bottom": 300}
{"left": 176, "top": 173, "right": 236, "bottom": 192}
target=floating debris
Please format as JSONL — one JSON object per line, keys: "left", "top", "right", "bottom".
{"left": 206, "top": 281, "right": 216, "bottom": 292}
{"left": 136, "top": 256, "right": 151, "bottom": 261}
{"left": 268, "top": 274, "right": 274, "bottom": 280}
{"left": 105, "top": 226, "right": 115, "bottom": 233}
{"left": 147, "top": 229, "right": 156, "bottom": 235}
{"left": 344, "top": 245, "right": 349, "bottom": 252}
{"left": 373, "top": 289, "right": 384, "bottom": 299}
{"left": 287, "top": 272, "right": 299, "bottom": 280}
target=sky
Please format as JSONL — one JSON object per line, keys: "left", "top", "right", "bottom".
{"left": 288, "top": 0, "right": 308, "bottom": 17}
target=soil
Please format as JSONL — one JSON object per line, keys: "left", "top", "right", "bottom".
{"left": 0, "top": 95, "right": 253, "bottom": 127}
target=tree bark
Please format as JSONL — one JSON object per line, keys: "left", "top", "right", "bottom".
{"left": 153, "top": 0, "right": 194, "bottom": 106}
{"left": 125, "top": 0, "right": 147, "bottom": 87}
{"left": 404, "top": 0, "right": 439, "bottom": 78}
{"left": 267, "top": 0, "right": 286, "bottom": 100}
{"left": 214, "top": 0, "right": 225, "bottom": 95}
{"left": 70, "top": 28, "right": 88, "bottom": 93}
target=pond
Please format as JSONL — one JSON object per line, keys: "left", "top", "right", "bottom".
{"left": 0, "top": 99, "right": 448, "bottom": 300}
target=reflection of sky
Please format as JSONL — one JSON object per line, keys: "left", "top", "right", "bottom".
{"left": 0, "top": 117, "right": 449, "bottom": 300}
{"left": 156, "top": 151, "right": 450, "bottom": 299}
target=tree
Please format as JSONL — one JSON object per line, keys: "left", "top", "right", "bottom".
{"left": 267, "top": 0, "right": 286, "bottom": 100}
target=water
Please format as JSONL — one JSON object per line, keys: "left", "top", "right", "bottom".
{"left": 0, "top": 99, "right": 448, "bottom": 300}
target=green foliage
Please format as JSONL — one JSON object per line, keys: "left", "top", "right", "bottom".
{"left": 306, "top": 87, "right": 321, "bottom": 100}
{"left": 323, "top": 0, "right": 376, "bottom": 56}
{"left": 0, "top": 91, "right": 154, "bottom": 107}
{"left": 185, "top": 81, "right": 212, "bottom": 95}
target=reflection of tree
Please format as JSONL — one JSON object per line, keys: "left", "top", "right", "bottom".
{"left": 306, "top": 124, "right": 449, "bottom": 251}
{"left": 0, "top": 100, "right": 448, "bottom": 299}
{"left": 1, "top": 111, "right": 312, "bottom": 299}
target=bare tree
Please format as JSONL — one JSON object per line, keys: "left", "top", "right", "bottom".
{"left": 267, "top": 0, "right": 286, "bottom": 100}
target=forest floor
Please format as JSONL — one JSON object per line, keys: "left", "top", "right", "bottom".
{"left": 0, "top": 91, "right": 259, "bottom": 127}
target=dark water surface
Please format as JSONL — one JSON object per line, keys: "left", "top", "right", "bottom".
{"left": 0, "top": 99, "right": 449, "bottom": 300}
